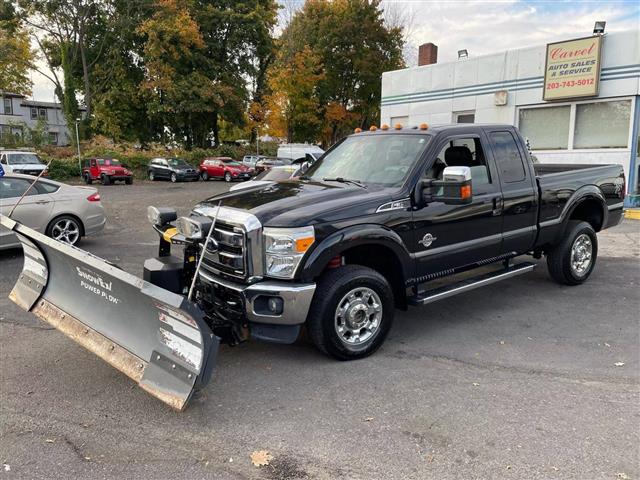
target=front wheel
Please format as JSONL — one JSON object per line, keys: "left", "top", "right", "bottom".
{"left": 201, "top": 171, "right": 209, "bottom": 181}
{"left": 83, "top": 173, "right": 92, "bottom": 185}
{"left": 101, "top": 174, "right": 110, "bottom": 185}
{"left": 149, "top": 171, "right": 155, "bottom": 181}
{"left": 224, "top": 172, "right": 232, "bottom": 182}
{"left": 46, "top": 215, "right": 82, "bottom": 246}
{"left": 307, "top": 265, "right": 394, "bottom": 360}
{"left": 547, "top": 220, "right": 598, "bottom": 285}
{"left": 170, "top": 172, "right": 177, "bottom": 183}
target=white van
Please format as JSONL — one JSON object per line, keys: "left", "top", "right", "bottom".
{"left": 0, "top": 150, "right": 48, "bottom": 176}
{"left": 277, "top": 143, "right": 324, "bottom": 161}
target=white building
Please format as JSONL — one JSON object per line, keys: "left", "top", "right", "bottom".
{"left": 380, "top": 29, "right": 640, "bottom": 204}
{"left": 0, "top": 92, "right": 77, "bottom": 146}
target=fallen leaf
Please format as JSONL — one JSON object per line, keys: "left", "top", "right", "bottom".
{"left": 499, "top": 340, "right": 505, "bottom": 345}
{"left": 472, "top": 382, "right": 480, "bottom": 387}
{"left": 551, "top": 466, "right": 559, "bottom": 471}
{"left": 614, "top": 362, "right": 625, "bottom": 367}
{"left": 250, "top": 450, "right": 273, "bottom": 467}
{"left": 506, "top": 465, "right": 512, "bottom": 470}
{"left": 604, "top": 342, "right": 611, "bottom": 348}
{"left": 45, "top": 439, "right": 55, "bottom": 443}
{"left": 3, "top": 464, "right": 10, "bottom": 472}
{"left": 425, "top": 453, "right": 434, "bottom": 463}
{"left": 84, "top": 456, "right": 91, "bottom": 461}
{"left": 228, "top": 458, "right": 233, "bottom": 463}
{"left": 364, "top": 417, "right": 374, "bottom": 422}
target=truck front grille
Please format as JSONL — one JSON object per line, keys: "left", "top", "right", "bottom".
{"left": 200, "top": 221, "right": 246, "bottom": 279}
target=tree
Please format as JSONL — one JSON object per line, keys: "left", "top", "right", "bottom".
{"left": 264, "top": 46, "right": 324, "bottom": 142}
{"left": 0, "top": 0, "right": 34, "bottom": 95}
{"left": 275, "top": 0, "right": 404, "bottom": 145}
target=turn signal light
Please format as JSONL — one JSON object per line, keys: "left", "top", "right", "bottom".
{"left": 381, "top": 124, "right": 389, "bottom": 130}
{"left": 86, "top": 193, "right": 101, "bottom": 202}
{"left": 369, "top": 125, "right": 378, "bottom": 131}
{"left": 460, "top": 185, "right": 472, "bottom": 199}
{"left": 394, "top": 124, "right": 402, "bottom": 130}
{"left": 419, "top": 123, "right": 429, "bottom": 130}
{"left": 295, "top": 236, "right": 314, "bottom": 253}
{"left": 354, "top": 127, "right": 362, "bottom": 133}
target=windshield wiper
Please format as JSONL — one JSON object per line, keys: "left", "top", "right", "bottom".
{"left": 322, "top": 177, "right": 367, "bottom": 189}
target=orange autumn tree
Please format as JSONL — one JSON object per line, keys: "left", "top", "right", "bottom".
{"left": 263, "top": 45, "right": 325, "bottom": 143}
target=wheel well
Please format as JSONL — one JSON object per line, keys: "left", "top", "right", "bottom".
{"left": 47, "top": 213, "right": 85, "bottom": 237}
{"left": 569, "top": 199, "right": 604, "bottom": 232}
{"left": 339, "top": 244, "right": 407, "bottom": 310}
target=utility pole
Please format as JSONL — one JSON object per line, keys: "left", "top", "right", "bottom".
{"left": 75, "top": 118, "right": 81, "bottom": 174}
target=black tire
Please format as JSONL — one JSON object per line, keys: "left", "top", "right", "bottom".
{"left": 307, "top": 265, "right": 394, "bottom": 360}
{"left": 170, "top": 172, "right": 177, "bottom": 183}
{"left": 546, "top": 220, "right": 598, "bottom": 286}
{"left": 201, "top": 171, "right": 209, "bottom": 181}
{"left": 125, "top": 177, "right": 133, "bottom": 185}
{"left": 149, "top": 171, "right": 155, "bottom": 181}
{"left": 45, "top": 215, "right": 83, "bottom": 246}
{"left": 83, "top": 173, "right": 92, "bottom": 185}
{"left": 224, "top": 172, "right": 232, "bottom": 182}
{"left": 101, "top": 174, "right": 110, "bottom": 185}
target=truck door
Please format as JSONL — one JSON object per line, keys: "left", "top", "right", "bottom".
{"left": 412, "top": 132, "right": 503, "bottom": 279}
{"left": 90, "top": 159, "right": 98, "bottom": 179}
{"left": 487, "top": 129, "right": 537, "bottom": 255}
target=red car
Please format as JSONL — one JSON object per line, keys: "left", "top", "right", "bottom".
{"left": 83, "top": 158, "right": 133, "bottom": 185}
{"left": 199, "top": 157, "right": 253, "bottom": 182}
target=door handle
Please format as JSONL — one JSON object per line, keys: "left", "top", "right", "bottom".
{"left": 492, "top": 198, "right": 503, "bottom": 216}
{"left": 35, "top": 200, "right": 49, "bottom": 205}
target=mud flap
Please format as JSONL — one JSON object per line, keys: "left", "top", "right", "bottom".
{"left": 0, "top": 215, "right": 218, "bottom": 411}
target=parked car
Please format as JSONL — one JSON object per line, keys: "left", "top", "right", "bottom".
{"left": 148, "top": 157, "right": 199, "bottom": 182}
{"left": 254, "top": 157, "right": 292, "bottom": 173}
{"left": 199, "top": 157, "right": 253, "bottom": 182}
{"left": 83, "top": 158, "right": 133, "bottom": 185}
{"left": 241, "top": 155, "right": 266, "bottom": 168}
{"left": 0, "top": 150, "right": 48, "bottom": 176}
{"left": 277, "top": 143, "right": 324, "bottom": 161}
{"left": 229, "top": 164, "right": 301, "bottom": 192}
{"left": 0, "top": 173, "right": 105, "bottom": 248}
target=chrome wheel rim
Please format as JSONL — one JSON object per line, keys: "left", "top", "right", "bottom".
{"left": 334, "top": 287, "right": 382, "bottom": 346}
{"left": 571, "top": 233, "right": 592, "bottom": 276}
{"left": 171, "top": 173, "right": 176, "bottom": 182}
{"left": 225, "top": 173, "right": 231, "bottom": 182}
{"left": 52, "top": 219, "right": 80, "bottom": 245}
{"left": 149, "top": 172, "right": 154, "bottom": 180}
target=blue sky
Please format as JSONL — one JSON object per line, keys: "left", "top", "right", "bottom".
{"left": 29, "top": 0, "right": 640, "bottom": 100}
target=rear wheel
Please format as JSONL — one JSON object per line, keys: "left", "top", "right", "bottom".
{"left": 46, "top": 215, "right": 82, "bottom": 246}
{"left": 201, "top": 171, "right": 209, "bottom": 181}
{"left": 224, "top": 172, "right": 232, "bottom": 182}
{"left": 547, "top": 220, "right": 598, "bottom": 285}
{"left": 83, "top": 173, "right": 92, "bottom": 185}
{"left": 125, "top": 177, "right": 133, "bottom": 185}
{"left": 170, "top": 172, "right": 177, "bottom": 183}
{"left": 101, "top": 174, "right": 110, "bottom": 185}
{"left": 307, "top": 265, "right": 394, "bottom": 360}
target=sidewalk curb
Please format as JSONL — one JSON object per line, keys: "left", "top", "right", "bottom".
{"left": 624, "top": 209, "right": 640, "bottom": 220}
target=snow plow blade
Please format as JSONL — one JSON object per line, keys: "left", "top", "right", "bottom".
{"left": 1, "top": 215, "right": 218, "bottom": 411}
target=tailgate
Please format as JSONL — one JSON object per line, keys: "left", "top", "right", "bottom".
{"left": 1, "top": 214, "right": 218, "bottom": 411}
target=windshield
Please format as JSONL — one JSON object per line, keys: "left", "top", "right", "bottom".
{"left": 255, "top": 167, "right": 298, "bottom": 181}
{"left": 97, "top": 159, "right": 122, "bottom": 166}
{"left": 8, "top": 153, "right": 43, "bottom": 165}
{"left": 168, "top": 158, "right": 190, "bottom": 167}
{"left": 305, "top": 134, "right": 432, "bottom": 187}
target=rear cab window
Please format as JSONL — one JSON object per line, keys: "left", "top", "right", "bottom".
{"left": 490, "top": 131, "right": 527, "bottom": 183}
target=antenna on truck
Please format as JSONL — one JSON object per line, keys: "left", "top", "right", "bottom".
{"left": 187, "top": 200, "right": 221, "bottom": 301}
{"left": 8, "top": 159, "right": 54, "bottom": 218}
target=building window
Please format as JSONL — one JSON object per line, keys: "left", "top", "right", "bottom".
{"left": 48, "top": 132, "right": 58, "bottom": 144}
{"left": 390, "top": 116, "right": 409, "bottom": 127}
{"left": 0, "top": 125, "right": 10, "bottom": 139}
{"left": 39, "top": 108, "right": 47, "bottom": 119}
{"left": 3, "top": 98, "right": 12, "bottom": 115}
{"left": 519, "top": 105, "right": 570, "bottom": 150}
{"left": 490, "top": 131, "right": 526, "bottom": 183}
{"left": 30, "top": 107, "right": 47, "bottom": 120}
{"left": 30, "top": 107, "right": 38, "bottom": 120}
{"left": 574, "top": 100, "right": 631, "bottom": 149}
{"left": 454, "top": 112, "right": 475, "bottom": 123}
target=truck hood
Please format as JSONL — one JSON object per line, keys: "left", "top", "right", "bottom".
{"left": 196, "top": 180, "right": 397, "bottom": 227}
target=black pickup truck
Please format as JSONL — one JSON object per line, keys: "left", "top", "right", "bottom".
{"left": 144, "top": 123, "right": 625, "bottom": 360}
{"left": 1, "top": 123, "right": 626, "bottom": 409}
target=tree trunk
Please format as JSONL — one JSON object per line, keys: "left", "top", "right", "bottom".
{"left": 212, "top": 111, "right": 220, "bottom": 147}
{"left": 79, "top": 30, "right": 92, "bottom": 118}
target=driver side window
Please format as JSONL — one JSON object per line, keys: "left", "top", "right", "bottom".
{"left": 425, "top": 137, "right": 492, "bottom": 192}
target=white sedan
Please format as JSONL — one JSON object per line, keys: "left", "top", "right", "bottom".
{"left": 0, "top": 174, "right": 106, "bottom": 249}
{"left": 229, "top": 164, "right": 302, "bottom": 192}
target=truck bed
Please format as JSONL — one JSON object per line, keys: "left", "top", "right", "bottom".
{"left": 533, "top": 163, "right": 617, "bottom": 176}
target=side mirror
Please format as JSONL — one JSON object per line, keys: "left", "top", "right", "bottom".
{"left": 416, "top": 166, "right": 473, "bottom": 206}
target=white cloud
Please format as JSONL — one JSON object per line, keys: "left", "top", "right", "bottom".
{"left": 389, "top": 0, "right": 639, "bottom": 65}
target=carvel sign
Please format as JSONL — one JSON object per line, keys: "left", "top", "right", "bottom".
{"left": 543, "top": 35, "right": 603, "bottom": 101}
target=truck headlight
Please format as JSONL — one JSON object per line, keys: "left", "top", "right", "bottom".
{"left": 263, "top": 226, "right": 314, "bottom": 278}
{"left": 176, "top": 215, "right": 212, "bottom": 240}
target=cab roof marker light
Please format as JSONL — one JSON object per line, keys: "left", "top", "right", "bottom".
{"left": 381, "top": 124, "right": 389, "bottom": 130}
{"left": 394, "top": 124, "right": 402, "bottom": 130}
{"left": 354, "top": 127, "right": 362, "bottom": 133}
{"left": 419, "top": 123, "right": 429, "bottom": 130}
{"left": 369, "top": 125, "right": 378, "bottom": 131}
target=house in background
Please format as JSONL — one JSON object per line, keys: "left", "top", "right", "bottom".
{"left": 0, "top": 92, "right": 81, "bottom": 146}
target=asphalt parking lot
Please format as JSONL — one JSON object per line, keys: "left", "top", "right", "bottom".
{"left": 1, "top": 180, "right": 639, "bottom": 479}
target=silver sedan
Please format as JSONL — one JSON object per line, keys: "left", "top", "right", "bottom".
{"left": 0, "top": 173, "right": 106, "bottom": 249}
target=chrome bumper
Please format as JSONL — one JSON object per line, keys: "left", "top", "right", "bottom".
{"left": 199, "top": 271, "right": 315, "bottom": 326}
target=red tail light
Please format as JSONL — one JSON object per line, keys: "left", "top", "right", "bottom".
{"left": 87, "top": 192, "right": 101, "bottom": 202}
